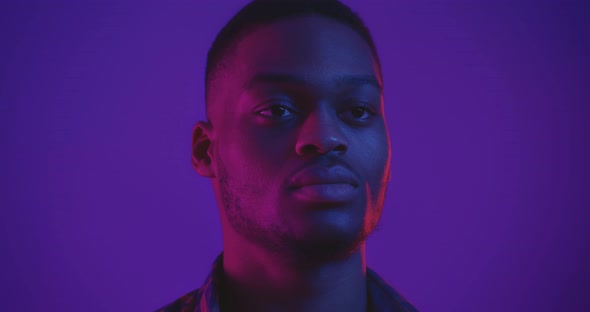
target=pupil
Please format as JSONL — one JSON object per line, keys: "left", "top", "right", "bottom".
{"left": 271, "top": 106, "right": 285, "bottom": 116}
{"left": 352, "top": 107, "right": 365, "bottom": 118}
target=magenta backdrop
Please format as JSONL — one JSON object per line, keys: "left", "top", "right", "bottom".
{"left": 1, "top": 1, "right": 589, "bottom": 311}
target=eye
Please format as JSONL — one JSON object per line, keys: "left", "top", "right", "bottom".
{"left": 350, "top": 106, "right": 372, "bottom": 119}
{"left": 256, "top": 104, "right": 296, "bottom": 119}
{"left": 342, "top": 104, "right": 376, "bottom": 122}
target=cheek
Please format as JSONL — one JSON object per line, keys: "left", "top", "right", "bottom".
{"left": 358, "top": 136, "right": 390, "bottom": 214}
{"left": 219, "top": 124, "right": 294, "bottom": 181}
{"left": 358, "top": 130, "right": 390, "bottom": 178}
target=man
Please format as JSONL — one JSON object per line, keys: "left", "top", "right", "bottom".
{"left": 159, "top": 0, "right": 418, "bottom": 311}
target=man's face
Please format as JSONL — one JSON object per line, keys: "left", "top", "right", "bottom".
{"left": 206, "top": 15, "right": 390, "bottom": 260}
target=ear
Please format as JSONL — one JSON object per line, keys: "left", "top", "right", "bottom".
{"left": 191, "top": 121, "right": 216, "bottom": 178}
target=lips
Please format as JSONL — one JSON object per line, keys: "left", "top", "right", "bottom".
{"left": 289, "top": 165, "right": 359, "bottom": 188}
{"left": 288, "top": 165, "right": 359, "bottom": 203}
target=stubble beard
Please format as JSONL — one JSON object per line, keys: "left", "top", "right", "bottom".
{"left": 217, "top": 158, "right": 383, "bottom": 265}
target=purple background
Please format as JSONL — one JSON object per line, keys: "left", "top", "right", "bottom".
{"left": 1, "top": 1, "right": 589, "bottom": 311}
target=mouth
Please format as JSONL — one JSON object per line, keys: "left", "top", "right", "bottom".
{"left": 290, "top": 183, "right": 358, "bottom": 203}
{"left": 288, "top": 166, "right": 360, "bottom": 203}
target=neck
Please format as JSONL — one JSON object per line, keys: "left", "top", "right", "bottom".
{"left": 222, "top": 241, "right": 368, "bottom": 312}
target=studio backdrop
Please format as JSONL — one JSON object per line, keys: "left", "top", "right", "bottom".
{"left": 1, "top": 0, "right": 589, "bottom": 311}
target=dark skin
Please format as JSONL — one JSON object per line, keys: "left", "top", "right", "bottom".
{"left": 192, "top": 15, "right": 391, "bottom": 312}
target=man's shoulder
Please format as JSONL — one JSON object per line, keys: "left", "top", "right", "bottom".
{"left": 367, "top": 268, "right": 419, "bottom": 312}
{"left": 155, "top": 288, "right": 201, "bottom": 312}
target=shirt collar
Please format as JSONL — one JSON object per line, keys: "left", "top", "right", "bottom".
{"left": 160, "top": 253, "right": 418, "bottom": 312}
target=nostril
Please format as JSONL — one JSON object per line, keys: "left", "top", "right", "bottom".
{"left": 296, "top": 142, "right": 348, "bottom": 156}
{"left": 299, "top": 144, "right": 318, "bottom": 155}
{"left": 333, "top": 144, "right": 347, "bottom": 152}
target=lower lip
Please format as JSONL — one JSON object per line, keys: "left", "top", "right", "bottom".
{"left": 290, "top": 184, "right": 358, "bottom": 203}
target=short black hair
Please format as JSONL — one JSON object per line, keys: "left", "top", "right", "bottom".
{"left": 205, "top": 0, "right": 381, "bottom": 113}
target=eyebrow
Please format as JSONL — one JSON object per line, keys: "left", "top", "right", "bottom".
{"left": 242, "top": 72, "right": 383, "bottom": 93}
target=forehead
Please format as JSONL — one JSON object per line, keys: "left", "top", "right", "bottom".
{"left": 229, "top": 15, "right": 380, "bottom": 91}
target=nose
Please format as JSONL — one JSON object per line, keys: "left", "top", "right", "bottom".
{"left": 295, "top": 109, "right": 348, "bottom": 156}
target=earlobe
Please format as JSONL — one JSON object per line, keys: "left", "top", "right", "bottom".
{"left": 192, "top": 121, "right": 216, "bottom": 178}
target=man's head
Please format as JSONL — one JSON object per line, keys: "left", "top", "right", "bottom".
{"left": 192, "top": 0, "right": 391, "bottom": 263}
